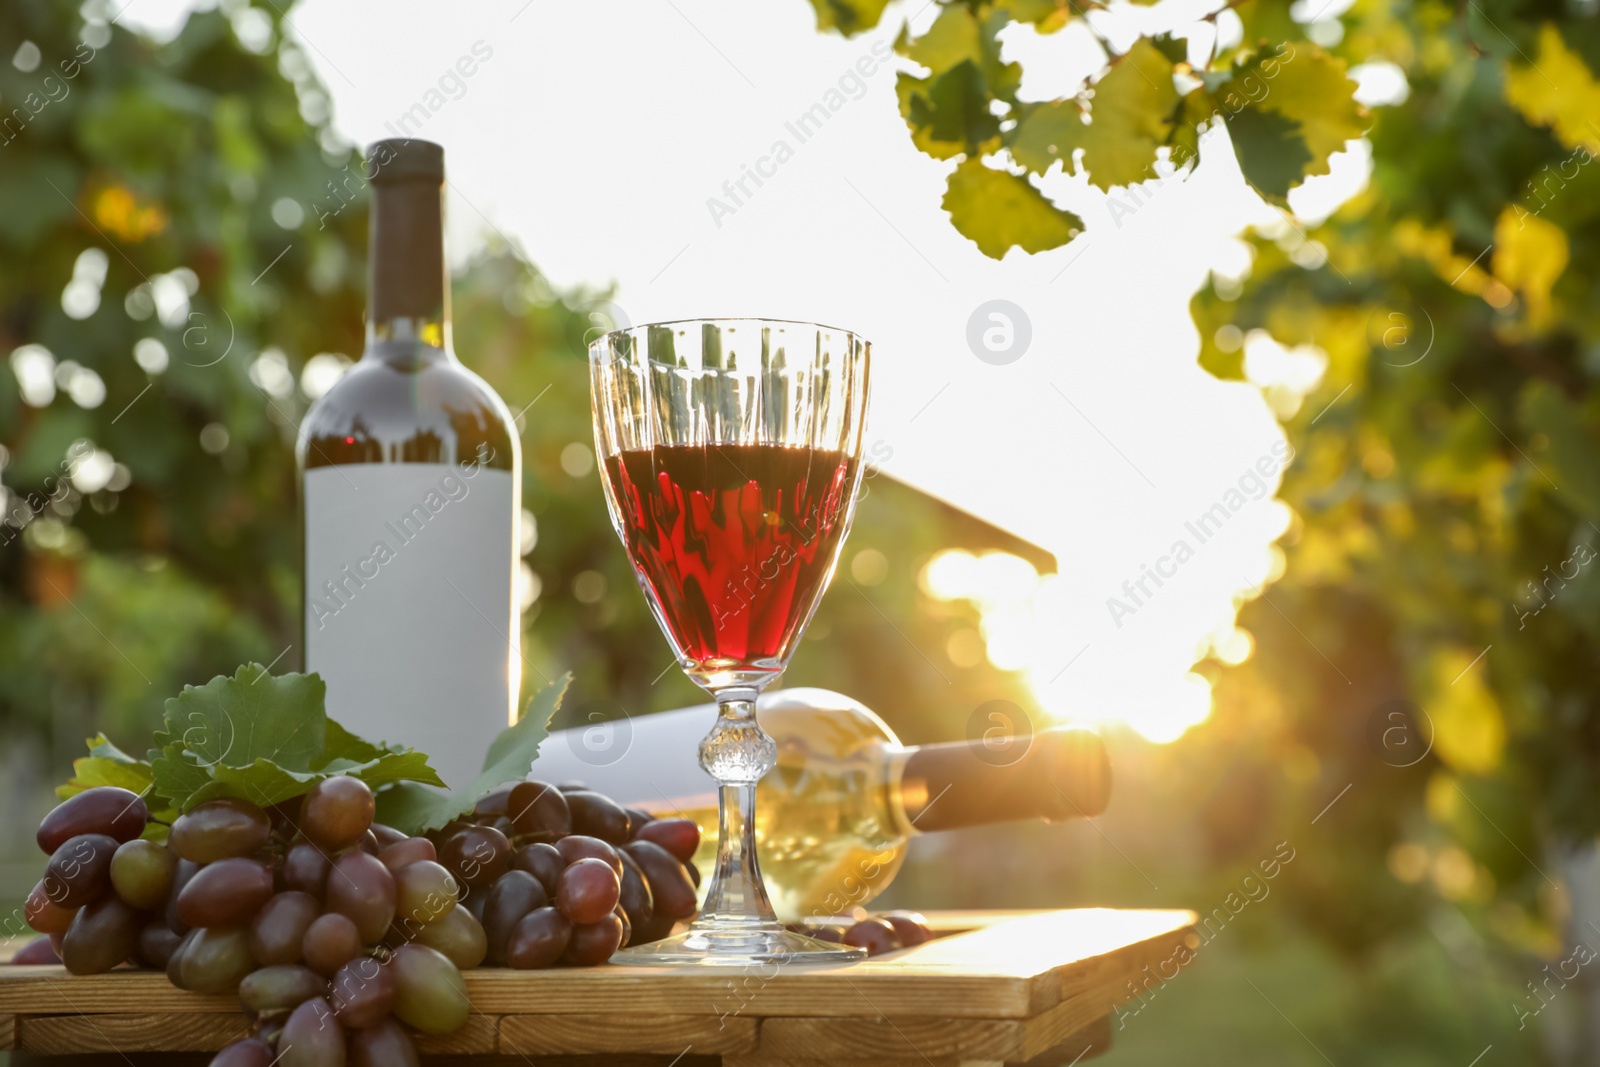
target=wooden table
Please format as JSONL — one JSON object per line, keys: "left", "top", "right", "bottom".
{"left": 0, "top": 908, "right": 1197, "bottom": 1066}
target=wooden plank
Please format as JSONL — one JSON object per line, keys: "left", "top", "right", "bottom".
{"left": 1012, "top": 1014, "right": 1112, "bottom": 1066}
{"left": 415, "top": 1015, "right": 500, "bottom": 1055}
{"left": 0, "top": 1013, "right": 15, "bottom": 1050}
{"left": 498, "top": 1013, "right": 758, "bottom": 1056}
{"left": 18, "top": 1013, "right": 246, "bottom": 1054}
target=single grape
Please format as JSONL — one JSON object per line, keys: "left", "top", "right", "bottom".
{"left": 411, "top": 902, "right": 487, "bottom": 970}
{"left": 238, "top": 964, "right": 329, "bottom": 1015}
{"left": 38, "top": 787, "right": 148, "bottom": 855}
{"left": 166, "top": 858, "right": 202, "bottom": 935}
{"left": 109, "top": 838, "right": 177, "bottom": 911}
{"left": 370, "top": 823, "right": 408, "bottom": 848}
{"left": 439, "top": 825, "right": 510, "bottom": 887}
{"left": 169, "top": 799, "right": 271, "bottom": 864}
{"left": 503, "top": 906, "right": 570, "bottom": 970}
{"left": 487, "top": 815, "right": 516, "bottom": 838}
{"left": 555, "top": 858, "right": 621, "bottom": 925}
{"left": 278, "top": 996, "right": 344, "bottom": 1067}
{"left": 348, "top": 1019, "right": 421, "bottom": 1067}
{"left": 12, "top": 935, "right": 61, "bottom": 965}
{"left": 298, "top": 776, "right": 375, "bottom": 851}
{"left": 25, "top": 879, "right": 77, "bottom": 934}
{"left": 393, "top": 860, "right": 458, "bottom": 926}
{"left": 378, "top": 837, "right": 435, "bottom": 873}
{"left": 177, "top": 858, "right": 274, "bottom": 929}
{"left": 389, "top": 943, "right": 470, "bottom": 1034}
{"left": 631, "top": 913, "right": 678, "bottom": 946}
{"left": 555, "top": 780, "right": 587, "bottom": 791}
{"left": 325, "top": 850, "right": 396, "bottom": 944}
{"left": 881, "top": 910, "right": 933, "bottom": 947}
{"left": 167, "top": 929, "right": 196, "bottom": 987}
{"left": 281, "top": 841, "right": 331, "bottom": 898}
{"left": 842, "top": 917, "right": 901, "bottom": 956}
{"left": 249, "top": 891, "right": 320, "bottom": 966}
{"left": 178, "top": 927, "right": 257, "bottom": 993}
{"left": 510, "top": 843, "right": 564, "bottom": 897}
{"left": 474, "top": 784, "right": 515, "bottom": 818}
{"left": 612, "top": 905, "right": 633, "bottom": 949}
{"left": 302, "top": 912, "right": 363, "bottom": 978}
{"left": 633, "top": 818, "right": 700, "bottom": 864}
{"left": 209, "top": 1037, "right": 275, "bottom": 1067}
{"left": 554, "top": 835, "right": 622, "bottom": 875}
{"left": 562, "top": 912, "right": 624, "bottom": 966}
{"left": 44, "top": 833, "right": 117, "bottom": 907}
{"left": 803, "top": 923, "right": 845, "bottom": 944}
{"left": 357, "top": 829, "right": 381, "bottom": 855}
{"left": 481, "top": 870, "right": 546, "bottom": 966}
{"left": 624, "top": 807, "right": 653, "bottom": 839}
{"left": 563, "top": 790, "right": 630, "bottom": 844}
{"left": 616, "top": 852, "right": 654, "bottom": 937}
{"left": 507, "top": 780, "right": 570, "bottom": 837}
{"left": 329, "top": 954, "right": 393, "bottom": 1029}
{"left": 622, "top": 841, "right": 698, "bottom": 920}
{"left": 136, "top": 919, "right": 184, "bottom": 970}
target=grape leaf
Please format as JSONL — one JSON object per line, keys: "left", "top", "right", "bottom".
{"left": 1009, "top": 39, "right": 1178, "bottom": 189}
{"left": 903, "top": 4, "right": 980, "bottom": 76}
{"left": 1226, "top": 105, "right": 1312, "bottom": 202}
{"left": 375, "top": 674, "right": 571, "bottom": 836}
{"left": 942, "top": 158, "right": 1083, "bottom": 258}
{"left": 1503, "top": 24, "right": 1600, "bottom": 153}
{"left": 1236, "top": 42, "right": 1367, "bottom": 181}
{"left": 806, "top": 0, "right": 893, "bottom": 37}
{"left": 992, "top": 0, "right": 1069, "bottom": 33}
{"left": 58, "top": 734, "right": 154, "bottom": 799}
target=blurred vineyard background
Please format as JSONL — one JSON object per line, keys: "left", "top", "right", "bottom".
{"left": 3, "top": 0, "right": 1600, "bottom": 1063}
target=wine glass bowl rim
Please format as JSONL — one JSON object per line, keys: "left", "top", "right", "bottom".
{"left": 587, "top": 316, "right": 870, "bottom": 364}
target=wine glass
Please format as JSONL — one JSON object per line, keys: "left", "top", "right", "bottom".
{"left": 590, "top": 318, "right": 870, "bottom": 965}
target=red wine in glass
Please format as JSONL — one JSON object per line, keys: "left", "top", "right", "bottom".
{"left": 603, "top": 443, "right": 856, "bottom": 681}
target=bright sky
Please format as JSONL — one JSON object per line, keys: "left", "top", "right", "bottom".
{"left": 118, "top": 0, "right": 1382, "bottom": 742}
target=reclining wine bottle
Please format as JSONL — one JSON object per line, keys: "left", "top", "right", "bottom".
{"left": 533, "top": 689, "right": 1111, "bottom": 920}
{"left": 299, "top": 139, "right": 520, "bottom": 791}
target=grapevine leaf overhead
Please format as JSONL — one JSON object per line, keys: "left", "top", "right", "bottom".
{"left": 837, "top": 0, "right": 1371, "bottom": 256}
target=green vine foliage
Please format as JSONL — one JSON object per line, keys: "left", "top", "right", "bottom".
{"left": 813, "top": 0, "right": 1600, "bottom": 969}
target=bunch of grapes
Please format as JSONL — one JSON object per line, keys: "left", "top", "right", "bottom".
{"left": 18, "top": 777, "right": 701, "bottom": 1067}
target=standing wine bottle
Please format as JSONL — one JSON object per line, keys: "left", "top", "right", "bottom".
{"left": 299, "top": 139, "right": 520, "bottom": 790}
{"left": 532, "top": 689, "right": 1111, "bottom": 919}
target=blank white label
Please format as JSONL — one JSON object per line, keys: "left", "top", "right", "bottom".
{"left": 305, "top": 463, "right": 518, "bottom": 792}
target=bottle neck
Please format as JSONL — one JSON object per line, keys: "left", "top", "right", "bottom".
{"left": 365, "top": 177, "right": 451, "bottom": 364}
{"left": 896, "top": 727, "right": 1112, "bottom": 833}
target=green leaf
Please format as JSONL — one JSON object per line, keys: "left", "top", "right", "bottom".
{"left": 375, "top": 674, "right": 571, "bottom": 836}
{"left": 805, "top": 0, "right": 893, "bottom": 37}
{"left": 154, "top": 663, "right": 328, "bottom": 774}
{"left": 903, "top": 5, "right": 980, "bottom": 76}
{"left": 942, "top": 158, "right": 1083, "bottom": 259}
{"left": 1229, "top": 42, "right": 1368, "bottom": 183}
{"left": 58, "top": 734, "right": 154, "bottom": 799}
{"left": 992, "top": 0, "right": 1069, "bottom": 33}
{"left": 1226, "top": 106, "right": 1312, "bottom": 202}
{"left": 1009, "top": 39, "right": 1178, "bottom": 189}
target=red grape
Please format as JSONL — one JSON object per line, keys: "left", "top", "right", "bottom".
{"left": 44, "top": 833, "right": 117, "bottom": 908}
{"left": 25, "top": 879, "right": 77, "bottom": 934}
{"left": 302, "top": 912, "right": 363, "bottom": 977}
{"left": 504, "top": 906, "right": 570, "bottom": 969}
{"left": 349, "top": 1018, "right": 421, "bottom": 1067}
{"left": 378, "top": 837, "right": 435, "bottom": 873}
{"left": 169, "top": 799, "right": 270, "bottom": 864}
{"left": 510, "top": 842, "right": 563, "bottom": 896}
{"left": 633, "top": 818, "right": 700, "bottom": 863}
{"left": 13, "top": 935, "right": 60, "bottom": 965}
{"left": 250, "top": 891, "right": 320, "bottom": 966}
{"left": 177, "top": 858, "right": 273, "bottom": 929}
{"left": 555, "top": 834, "right": 621, "bottom": 874}
{"left": 392, "top": 860, "right": 458, "bottom": 927}
{"left": 38, "top": 787, "right": 148, "bottom": 855}
{"left": 556, "top": 858, "right": 620, "bottom": 925}
{"left": 622, "top": 841, "right": 698, "bottom": 920}
{"left": 508, "top": 780, "right": 570, "bottom": 836}
{"left": 209, "top": 1037, "right": 275, "bottom": 1067}
{"left": 330, "top": 954, "right": 394, "bottom": 1029}
{"left": 843, "top": 917, "right": 901, "bottom": 956}
{"left": 562, "top": 912, "right": 624, "bottom": 965}
{"left": 482, "top": 870, "right": 546, "bottom": 965}
{"left": 299, "top": 776, "right": 375, "bottom": 850}
{"left": 324, "top": 850, "right": 396, "bottom": 944}
{"left": 278, "top": 997, "right": 344, "bottom": 1066}
{"left": 439, "top": 825, "right": 511, "bottom": 887}
{"left": 564, "top": 790, "right": 630, "bottom": 844}
{"left": 281, "top": 841, "right": 331, "bottom": 898}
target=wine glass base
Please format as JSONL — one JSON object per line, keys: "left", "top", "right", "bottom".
{"left": 616, "top": 924, "right": 866, "bottom": 966}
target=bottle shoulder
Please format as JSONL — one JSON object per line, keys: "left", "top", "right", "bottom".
{"left": 298, "top": 353, "right": 518, "bottom": 471}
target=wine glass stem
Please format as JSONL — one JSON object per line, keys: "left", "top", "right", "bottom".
{"left": 697, "top": 688, "right": 780, "bottom": 927}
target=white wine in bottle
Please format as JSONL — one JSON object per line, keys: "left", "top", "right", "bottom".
{"left": 533, "top": 689, "right": 1111, "bottom": 920}
{"left": 299, "top": 139, "right": 521, "bottom": 790}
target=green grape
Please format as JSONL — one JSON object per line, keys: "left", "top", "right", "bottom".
{"left": 61, "top": 896, "right": 141, "bottom": 975}
{"left": 44, "top": 833, "right": 117, "bottom": 908}
{"left": 178, "top": 927, "right": 256, "bottom": 994}
{"left": 38, "top": 787, "right": 148, "bottom": 854}
{"left": 389, "top": 943, "right": 470, "bottom": 1034}
{"left": 169, "top": 799, "right": 271, "bottom": 864}
{"left": 299, "top": 776, "right": 375, "bottom": 851}
{"left": 324, "top": 851, "right": 395, "bottom": 944}
{"left": 348, "top": 1019, "right": 420, "bottom": 1067}
{"left": 250, "top": 891, "right": 320, "bottom": 966}
{"left": 411, "top": 901, "right": 487, "bottom": 970}
{"left": 110, "top": 839, "right": 177, "bottom": 911}
{"left": 278, "top": 997, "right": 344, "bottom": 1067}
{"left": 329, "top": 954, "right": 394, "bottom": 1029}
{"left": 177, "top": 858, "right": 274, "bottom": 929}
{"left": 482, "top": 871, "right": 545, "bottom": 966}
{"left": 393, "top": 860, "right": 458, "bottom": 927}
{"left": 238, "top": 965, "right": 329, "bottom": 1015}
